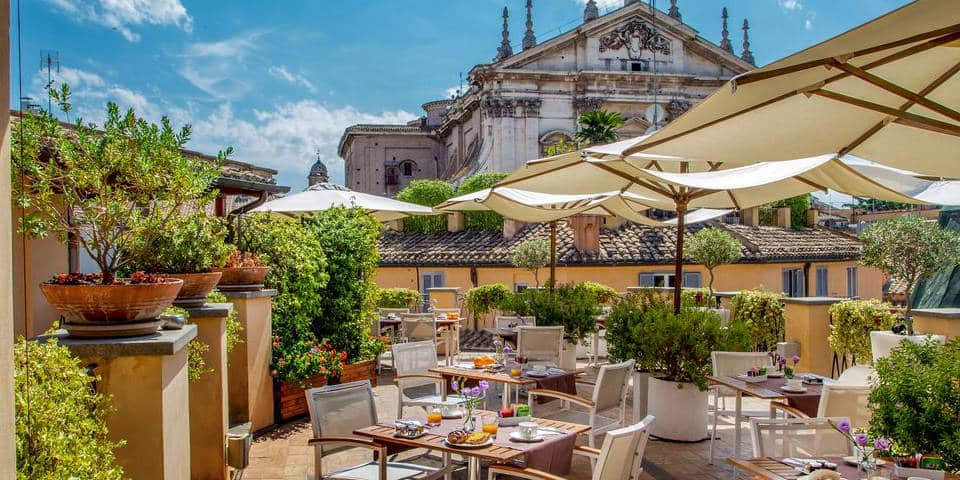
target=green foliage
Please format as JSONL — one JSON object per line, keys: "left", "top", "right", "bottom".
{"left": 680, "top": 287, "right": 713, "bottom": 308}
{"left": 456, "top": 172, "right": 509, "bottom": 231}
{"left": 15, "top": 337, "right": 127, "bottom": 479}
{"left": 500, "top": 283, "right": 600, "bottom": 344}
{"left": 358, "top": 335, "right": 388, "bottom": 362}
{"left": 12, "top": 88, "right": 225, "bottom": 283}
{"left": 861, "top": 215, "right": 960, "bottom": 314}
{"left": 271, "top": 336, "right": 345, "bottom": 384}
{"left": 731, "top": 289, "right": 786, "bottom": 350}
{"left": 124, "top": 212, "right": 233, "bottom": 274}
{"left": 686, "top": 227, "right": 742, "bottom": 294}
{"left": 302, "top": 206, "right": 382, "bottom": 360}
{"left": 870, "top": 338, "right": 960, "bottom": 471}
{"left": 396, "top": 179, "right": 455, "bottom": 233}
{"left": 510, "top": 238, "right": 551, "bottom": 287}
{"left": 544, "top": 139, "right": 577, "bottom": 157}
{"left": 466, "top": 283, "right": 512, "bottom": 318}
{"left": 375, "top": 287, "right": 423, "bottom": 309}
{"left": 766, "top": 195, "right": 811, "bottom": 230}
{"left": 237, "top": 213, "right": 329, "bottom": 381}
{"left": 848, "top": 198, "right": 914, "bottom": 212}
{"left": 828, "top": 299, "right": 897, "bottom": 361}
{"left": 604, "top": 291, "right": 661, "bottom": 372}
{"left": 575, "top": 110, "right": 624, "bottom": 145}
{"left": 580, "top": 281, "right": 618, "bottom": 304}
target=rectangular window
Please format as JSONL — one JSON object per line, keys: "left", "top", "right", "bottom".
{"left": 847, "top": 266, "right": 858, "bottom": 298}
{"left": 639, "top": 272, "right": 701, "bottom": 288}
{"left": 782, "top": 268, "right": 805, "bottom": 297}
{"left": 514, "top": 282, "right": 530, "bottom": 293}
{"left": 682, "top": 272, "right": 702, "bottom": 288}
{"left": 421, "top": 271, "right": 445, "bottom": 305}
{"left": 816, "top": 266, "right": 829, "bottom": 297}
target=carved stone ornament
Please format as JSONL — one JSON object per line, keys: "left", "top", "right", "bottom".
{"left": 665, "top": 99, "right": 692, "bottom": 122}
{"left": 573, "top": 97, "right": 603, "bottom": 114}
{"left": 515, "top": 98, "right": 542, "bottom": 117}
{"left": 483, "top": 97, "right": 517, "bottom": 118}
{"left": 598, "top": 19, "right": 671, "bottom": 60}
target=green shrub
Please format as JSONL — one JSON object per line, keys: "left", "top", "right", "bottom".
{"left": 680, "top": 287, "right": 713, "bottom": 308}
{"left": 686, "top": 227, "right": 742, "bottom": 295}
{"left": 581, "top": 281, "right": 618, "bottom": 304}
{"left": 731, "top": 289, "right": 786, "bottom": 350}
{"left": 302, "top": 206, "right": 382, "bottom": 360}
{"left": 375, "top": 287, "right": 423, "bottom": 309}
{"left": 466, "top": 284, "right": 512, "bottom": 316}
{"left": 396, "top": 180, "right": 455, "bottom": 233}
{"left": 15, "top": 337, "right": 127, "bottom": 480}
{"left": 870, "top": 338, "right": 960, "bottom": 471}
{"left": 501, "top": 283, "right": 600, "bottom": 344}
{"left": 123, "top": 212, "right": 233, "bottom": 274}
{"left": 604, "top": 291, "right": 661, "bottom": 372}
{"left": 511, "top": 238, "right": 551, "bottom": 287}
{"left": 766, "top": 194, "right": 811, "bottom": 230}
{"left": 828, "top": 299, "right": 897, "bottom": 362}
{"left": 456, "top": 172, "right": 509, "bottom": 231}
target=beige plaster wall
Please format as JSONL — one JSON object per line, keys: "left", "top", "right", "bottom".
{"left": 189, "top": 311, "right": 229, "bottom": 480}
{"left": 11, "top": 223, "right": 68, "bottom": 336}
{"left": 227, "top": 296, "right": 275, "bottom": 433}
{"left": 0, "top": 1, "right": 15, "bottom": 474}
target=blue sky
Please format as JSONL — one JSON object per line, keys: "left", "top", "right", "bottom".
{"left": 12, "top": 0, "right": 911, "bottom": 192}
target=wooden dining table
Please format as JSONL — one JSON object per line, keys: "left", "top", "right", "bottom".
{"left": 354, "top": 410, "right": 590, "bottom": 480}
{"left": 728, "top": 456, "right": 902, "bottom": 480}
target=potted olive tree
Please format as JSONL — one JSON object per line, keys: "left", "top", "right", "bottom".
{"left": 12, "top": 89, "right": 225, "bottom": 337}
{"left": 686, "top": 227, "right": 742, "bottom": 298}
{"left": 124, "top": 212, "right": 233, "bottom": 307}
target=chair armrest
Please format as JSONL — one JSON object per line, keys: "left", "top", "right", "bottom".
{"left": 573, "top": 445, "right": 601, "bottom": 461}
{"left": 769, "top": 401, "right": 809, "bottom": 419}
{"left": 488, "top": 464, "right": 568, "bottom": 480}
{"left": 308, "top": 435, "right": 385, "bottom": 451}
{"left": 527, "top": 389, "right": 595, "bottom": 408}
{"left": 394, "top": 374, "right": 444, "bottom": 382}
{"left": 575, "top": 379, "right": 596, "bottom": 387}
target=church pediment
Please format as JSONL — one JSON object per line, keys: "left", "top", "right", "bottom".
{"left": 597, "top": 17, "right": 672, "bottom": 60}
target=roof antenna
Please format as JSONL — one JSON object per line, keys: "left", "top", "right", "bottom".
{"left": 40, "top": 50, "right": 60, "bottom": 112}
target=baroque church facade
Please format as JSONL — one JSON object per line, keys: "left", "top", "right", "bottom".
{"left": 337, "top": 0, "right": 755, "bottom": 196}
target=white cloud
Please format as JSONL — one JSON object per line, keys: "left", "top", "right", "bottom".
{"left": 442, "top": 86, "right": 462, "bottom": 100}
{"left": 804, "top": 11, "right": 817, "bottom": 30}
{"left": 573, "top": 0, "right": 620, "bottom": 9}
{"left": 179, "top": 32, "right": 264, "bottom": 100}
{"left": 187, "top": 101, "right": 418, "bottom": 189}
{"left": 778, "top": 0, "right": 803, "bottom": 11}
{"left": 268, "top": 66, "right": 317, "bottom": 94}
{"left": 43, "top": 0, "right": 192, "bottom": 42}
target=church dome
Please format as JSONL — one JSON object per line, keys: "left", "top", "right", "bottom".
{"left": 308, "top": 155, "right": 329, "bottom": 186}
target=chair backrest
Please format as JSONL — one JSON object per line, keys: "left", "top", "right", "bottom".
{"left": 517, "top": 326, "right": 563, "bottom": 365}
{"left": 393, "top": 340, "right": 440, "bottom": 391}
{"left": 751, "top": 417, "right": 852, "bottom": 458}
{"left": 870, "top": 331, "right": 946, "bottom": 362}
{"left": 711, "top": 351, "right": 773, "bottom": 377}
{"left": 306, "top": 380, "right": 378, "bottom": 459}
{"left": 379, "top": 307, "right": 411, "bottom": 317}
{"left": 401, "top": 313, "right": 437, "bottom": 343}
{"left": 594, "top": 415, "right": 655, "bottom": 480}
{"left": 495, "top": 316, "right": 536, "bottom": 329}
{"left": 432, "top": 308, "right": 460, "bottom": 317}
{"left": 593, "top": 359, "right": 636, "bottom": 412}
{"left": 817, "top": 384, "right": 872, "bottom": 427}
{"left": 837, "top": 364, "right": 875, "bottom": 386}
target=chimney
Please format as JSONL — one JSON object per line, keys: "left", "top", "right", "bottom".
{"left": 569, "top": 214, "right": 603, "bottom": 255}
{"left": 805, "top": 208, "right": 819, "bottom": 228}
{"left": 740, "top": 207, "right": 760, "bottom": 227}
{"left": 503, "top": 218, "right": 527, "bottom": 240}
{"left": 448, "top": 212, "right": 465, "bottom": 232}
{"left": 773, "top": 207, "right": 792, "bottom": 229}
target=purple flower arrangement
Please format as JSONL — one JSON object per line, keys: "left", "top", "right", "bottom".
{"left": 830, "top": 418, "right": 892, "bottom": 473}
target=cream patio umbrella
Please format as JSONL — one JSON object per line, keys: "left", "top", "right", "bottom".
{"left": 621, "top": 0, "right": 960, "bottom": 178}
{"left": 251, "top": 182, "right": 435, "bottom": 222}
{"left": 495, "top": 152, "right": 925, "bottom": 311}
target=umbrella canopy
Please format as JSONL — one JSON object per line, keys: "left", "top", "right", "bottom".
{"left": 251, "top": 182, "right": 435, "bottom": 222}
{"left": 621, "top": 0, "right": 960, "bottom": 177}
{"left": 847, "top": 160, "right": 960, "bottom": 205}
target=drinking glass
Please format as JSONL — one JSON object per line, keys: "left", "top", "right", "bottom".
{"left": 426, "top": 406, "right": 443, "bottom": 426}
{"left": 481, "top": 414, "right": 498, "bottom": 435}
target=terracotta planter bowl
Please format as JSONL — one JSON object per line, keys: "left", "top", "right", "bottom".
{"left": 166, "top": 271, "right": 223, "bottom": 308}
{"left": 212, "top": 266, "right": 269, "bottom": 289}
{"left": 39, "top": 279, "right": 183, "bottom": 338}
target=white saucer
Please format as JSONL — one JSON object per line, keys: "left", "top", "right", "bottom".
{"left": 509, "top": 431, "right": 544, "bottom": 443}
{"left": 525, "top": 370, "right": 549, "bottom": 378}
{"left": 767, "top": 371, "right": 784, "bottom": 378}
{"left": 780, "top": 385, "right": 807, "bottom": 393}
{"left": 444, "top": 438, "right": 494, "bottom": 449}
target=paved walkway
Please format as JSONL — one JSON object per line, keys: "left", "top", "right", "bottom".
{"left": 242, "top": 360, "right": 771, "bottom": 480}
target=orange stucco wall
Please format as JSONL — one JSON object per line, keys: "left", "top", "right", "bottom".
{"left": 374, "top": 261, "right": 884, "bottom": 300}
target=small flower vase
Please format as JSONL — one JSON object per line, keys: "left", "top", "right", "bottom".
{"left": 856, "top": 447, "right": 877, "bottom": 478}
{"left": 784, "top": 366, "right": 794, "bottom": 379}
{"left": 463, "top": 411, "right": 477, "bottom": 432}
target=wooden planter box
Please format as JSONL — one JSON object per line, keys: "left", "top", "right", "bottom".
{"left": 273, "top": 359, "right": 378, "bottom": 423}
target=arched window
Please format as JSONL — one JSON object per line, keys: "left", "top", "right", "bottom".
{"left": 400, "top": 160, "right": 417, "bottom": 177}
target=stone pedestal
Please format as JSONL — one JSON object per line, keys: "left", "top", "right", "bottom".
{"left": 912, "top": 308, "right": 960, "bottom": 340}
{"left": 428, "top": 287, "right": 460, "bottom": 310}
{"left": 783, "top": 297, "right": 843, "bottom": 377}
{"left": 37, "top": 327, "right": 196, "bottom": 480}
{"left": 184, "top": 303, "right": 232, "bottom": 480}
{"left": 223, "top": 289, "right": 277, "bottom": 433}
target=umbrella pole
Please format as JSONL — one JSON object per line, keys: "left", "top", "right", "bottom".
{"left": 673, "top": 201, "right": 687, "bottom": 314}
{"left": 549, "top": 221, "right": 557, "bottom": 292}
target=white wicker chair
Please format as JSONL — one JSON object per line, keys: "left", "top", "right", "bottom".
{"left": 392, "top": 340, "right": 467, "bottom": 417}
{"left": 517, "top": 326, "right": 563, "bottom": 367}
{"left": 400, "top": 313, "right": 438, "bottom": 344}
{"left": 750, "top": 417, "right": 853, "bottom": 458}
{"left": 529, "top": 359, "right": 635, "bottom": 447}
{"left": 305, "top": 380, "right": 451, "bottom": 480}
{"left": 488, "top": 415, "right": 655, "bottom": 480}
{"left": 709, "top": 351, "right": 774, "bottom": 464}
{"left": 494, "top": 316, "right": 536, "bottom": 329}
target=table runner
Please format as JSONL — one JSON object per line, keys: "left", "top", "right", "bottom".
{"left": 523, "top": 371, "right": 577, "bottom": 404}
{"left": 770, "top": 457, "right": 896, "bottom": 480}
{"left": 755, "top": 377, "right": 823, "bottom": 417}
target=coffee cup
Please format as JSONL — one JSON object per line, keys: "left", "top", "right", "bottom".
{"left": 518, "top": 421, "right": 538, "bottom": 439}
{"left": 786, "top": 378, "right": 803, "bottom": 390}
{"left": 531, "top": 365, "right": 547, "bottom": 374}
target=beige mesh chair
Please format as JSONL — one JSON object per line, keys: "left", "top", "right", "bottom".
{"left": 494, "top": 316, "right": 536, "bottom": 329}
{"left": 401, "top": 313, "right": 438, "bottom": 344}
{"left": 709, "top": 351, "right": 774, "bottom": 464}
{"left": 392, "top": 340, "right": 467, "bottom": 417}
{"left": 306, "top": 380, "right": 450, "bottom": 480}
{"left": 750, "top": 417, "right": 853, "bottom": 458}
{"left": 771, "top": 384, "right": 873, "bottom": 428}
{"left": 517, "top": 326, "right": 563, "bottom": 367}
{"left": 488, "top": 415, "right": 655, "bottom": 480}
{"left": 529, "top": 359, "right": 636, "bottom": 447}
{"left": 431, "top": 308, "right": 462, "bottom": 364}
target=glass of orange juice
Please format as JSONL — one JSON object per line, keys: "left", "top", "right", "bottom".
{"left": 482, "top": 414, "right": 498, "bottom": 435}
{"left": 510, "top": 366, "right": 522, "bottom": 377}
{"left": 426, "top": 406, "right": 443, "bottom": 426}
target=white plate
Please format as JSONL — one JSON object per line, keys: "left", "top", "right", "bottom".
{"left": 780, "top": 385, "right": 807, "bottom": 393}
{"left": 842, "top": 456, "right": 886, "bottom": 466}
{"left": 444, "top": 438, "right": 494, "bottom": 449}
{"left": 767, "top": 371, "right": 784, "bottom": 378}
{"left": 509, "top": 431, "right": 544, "bottom": 443}
{"left": 525, "top": 370, "right": 549, "bottom": 378}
